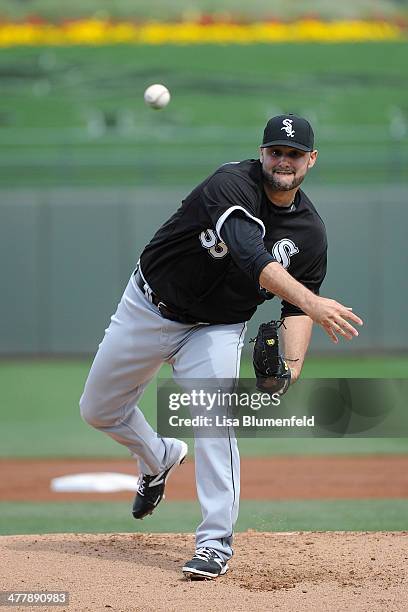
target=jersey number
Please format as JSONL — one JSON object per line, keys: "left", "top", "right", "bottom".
{"left": 199, "top": 229, "right": 229, "bottom": 259}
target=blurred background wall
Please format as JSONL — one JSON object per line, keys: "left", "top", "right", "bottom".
{"left": 0, "top": 1, "right": 407, "bottom": 355}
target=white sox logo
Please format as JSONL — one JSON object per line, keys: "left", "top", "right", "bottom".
{"left": 281, "top": 118, "right": 295, "bottom": 138}
{"left": 272, "top": 238, "right": 299, "bottom": 269}
{"left": 199, "top": 229, "right": 229, "bottom": 259}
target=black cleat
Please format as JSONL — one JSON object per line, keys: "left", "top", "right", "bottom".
{"left": 132, "top": 441, "right": 188, "bottom": 520}
{"left": 182, "top": 548, "right": 229, "bottom": 580}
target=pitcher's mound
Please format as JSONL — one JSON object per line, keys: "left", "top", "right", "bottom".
{"left": 1, "top": 531, "right": 407, "bottom": 611}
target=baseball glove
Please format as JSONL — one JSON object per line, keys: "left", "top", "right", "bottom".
{"left": 251, "top": 320, "right": 291, "bottom": 395}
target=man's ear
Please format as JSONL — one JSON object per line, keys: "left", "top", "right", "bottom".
{"left": 259, "top": 146, "right": 263, "bottom": 162}
{"left": 308, "top": 149, "right": 318, "bottom": 169}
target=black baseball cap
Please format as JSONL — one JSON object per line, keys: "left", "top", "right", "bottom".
{"left": 260, "top": 114, "right": 314, "bottom": 152}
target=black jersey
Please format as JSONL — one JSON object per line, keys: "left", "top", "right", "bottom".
{"left": 140, "top": 159, "right": 327, "bottom": 324}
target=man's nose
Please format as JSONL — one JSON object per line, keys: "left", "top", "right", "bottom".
{"left": 276, "top": 155, "right": 292, "bottom": 165}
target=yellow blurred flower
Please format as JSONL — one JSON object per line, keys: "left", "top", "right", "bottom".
{"left": 0, "top": 19, "right": 404, "bottom": 47}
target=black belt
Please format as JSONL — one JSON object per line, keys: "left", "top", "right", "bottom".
{"left": 134, "top": 269, "right": 205, "bottom": 325}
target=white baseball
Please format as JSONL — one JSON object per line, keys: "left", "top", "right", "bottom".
{"left": 143, "top": 84, "right": 171, "bottom": 110}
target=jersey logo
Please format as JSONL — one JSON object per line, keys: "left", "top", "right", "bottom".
{"left": 272, "top": 238, "right": 299, "bottom": 269}
{"left": 281, "top": 118, "right": 295, "bottom": 138}
{"left": 199, "top": 229, "right": 229, "bottom": 259}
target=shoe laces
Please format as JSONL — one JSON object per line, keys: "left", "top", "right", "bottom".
{"left": 194, "top": 547, "right": 218, "bottom": 562}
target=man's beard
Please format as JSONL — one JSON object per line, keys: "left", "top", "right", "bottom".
{"left": 262, "top": 169, "right": 305, "bottom": 191}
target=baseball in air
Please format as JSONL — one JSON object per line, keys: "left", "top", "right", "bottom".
{"left": 144, "top": 84, "right": 171, "bottom": 110}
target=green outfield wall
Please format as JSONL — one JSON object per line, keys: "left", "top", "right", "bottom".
{"left": 0, "top": 185, "right": 406, "bottom": 355}
{"left": 1, "top": 43, "right": 406, "bottom": 355}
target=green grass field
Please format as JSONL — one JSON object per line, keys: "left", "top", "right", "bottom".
{"left": 1, "top": 356, "right": 407, "bottom": 458}
{"left": 1, "top": 499, "right": 408, "bottom": 536}
{"left": 1, "top": 356, "right": 407, "bottom": 534}
{"left": 0, "top": 43, "right": 407, "bottom": 187}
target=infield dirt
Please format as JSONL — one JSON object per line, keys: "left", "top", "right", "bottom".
{"left": 2, "top": 455, "right": 408, "bottom": 501}
{"left": 1, "top": 455, "right": 408, "bottom": 610}
{"left": 1, "top": 531, "right": 407, "bottom": 611}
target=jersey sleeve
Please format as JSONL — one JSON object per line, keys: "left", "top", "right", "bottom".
{"left": 281, "top": 248, "right": 327, "bottom": 317}
{"left": 220, "top": 213, "right": 276, "bottom": 283}
{"left": 202, "top": 169, "right": 265, "bottom": 240}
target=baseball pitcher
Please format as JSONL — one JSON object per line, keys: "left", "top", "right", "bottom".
{"left": 80, "top": 114, "right": 363, "bottom": 580}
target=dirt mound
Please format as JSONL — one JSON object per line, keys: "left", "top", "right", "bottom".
{"left": 1, "top": 532, "right": 407, "bottom": 611}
